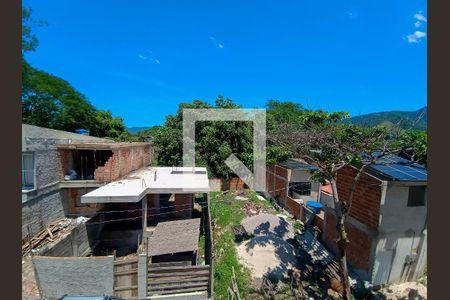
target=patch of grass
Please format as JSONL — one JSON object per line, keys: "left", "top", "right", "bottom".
{"left": 210, "top": 190, "right": 284, "bottom": 299}
{"left": 210, "top": 191, "right": 250, "bottom": 299}
{"left": 198, "top": 234, "right": 205, "bottom": 263}
{"left": 293, "top": 220, "right": 303, "bottom": 231}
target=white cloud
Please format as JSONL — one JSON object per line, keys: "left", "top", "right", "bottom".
{"left": 414, "top": 12, "right": 427, "bottom": 23}
{"left": 154, "top": 59, "right": 161, "bottom": 64}
{"left": 138, "top": 54, "right": 148, "bottom": 60}
{"left": 414, "top": 21, "right": 422, "bottom": 28}
{"left": 406, "top": 31, "right": 427, "bottom": 43}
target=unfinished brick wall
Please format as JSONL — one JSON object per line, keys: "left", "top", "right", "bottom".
{"left": 174, "top": 194, "right": 193, "bottom": 219}
{"left": 58, "top": 149, "right": 72, "bottom": 181}
{"left": 286, "top": 196, "right": 303, "bottom": 220}
{"left": 336, "top": 165, "right": 382, "bottom": 229}
{"left": 94, "top": 145, "right": 152, "bottom": 182}
{"left": 266, "top": 165, "right": 289, "bottom": 206}
{"left": 323, "top": 209, "right": 372, "bottom": 271}
{"left": 68, "top": 188, "right": 104, "bottom": 215}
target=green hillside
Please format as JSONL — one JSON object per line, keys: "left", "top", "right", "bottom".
{"left": 346, "top": 106, "right": 427, "bottom": 131}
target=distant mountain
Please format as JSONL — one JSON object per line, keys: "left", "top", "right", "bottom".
{"left": 127, "top": 126, "right": 151, "bottom": 133}
{"left": 345, "top": 106, "right": 427, "bottom": 131}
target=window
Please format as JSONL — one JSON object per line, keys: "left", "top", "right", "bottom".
{"left": 407, "top": 186, "right": 426, "bottom": 207}
{"left": 22, "top": 152, "right": 35, "bottom": 190}
{"left": 289, "top": 182, "right": 311, "bottom": 197}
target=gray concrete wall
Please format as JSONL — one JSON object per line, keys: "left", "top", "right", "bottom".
{"left": 371, "top": 231, "right": 427, "bottom": 286}
{"left": 370, "top": 182, "right": 427, "bottom": 286}
{"left": 21, "top": 124, "right": 110, "bottom": 238}
{"left": 39, "top": 221, "right": 103, "bottom": 257}
{"left": 22, "top": 188, "right": 69, "bottom": 238}
{"left": 33, "top": 255, "right": 114, "bottom": 300}
{"left": 379, "top": 183, "right": 427, "bottom": 234}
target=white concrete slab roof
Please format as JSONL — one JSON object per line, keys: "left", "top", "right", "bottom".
{"left": 81, "top": 167, "right": 209, "bottom": 203}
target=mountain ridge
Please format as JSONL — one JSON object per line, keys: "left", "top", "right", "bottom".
{"left": 345, "top": 106, "right": 427, "bottom": 131}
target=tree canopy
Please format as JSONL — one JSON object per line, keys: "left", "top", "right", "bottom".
{"left": 153, "top": 96, "right": 254, "bottom": 178}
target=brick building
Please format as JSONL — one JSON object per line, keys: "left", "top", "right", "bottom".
{"left": 316, "top": 155, "right": 427, "bottom": 286}
{"left": 21, "top": 124, "right": 152, "bottom": 237}
{"left": 265, "top": 159, "right": 321, "bottom": 220}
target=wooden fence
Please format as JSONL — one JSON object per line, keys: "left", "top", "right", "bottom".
{"left": 147, "top": 262, "right": 210, "bottom": 296}
{"left": 114, "top": 257, "right": 139, "bottom": 299}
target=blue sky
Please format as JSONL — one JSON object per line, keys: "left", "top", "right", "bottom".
{"left": 24, "top": 0, "right": 427, "bottom": 127}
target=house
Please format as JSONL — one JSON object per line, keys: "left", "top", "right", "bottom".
{"left": 25, "top": 130, "right": 213, "bottom": 300}
{"left": 32, "top": 166, "right": 213, "bottom": 299}
{"left": 265, "top": 159, "right": 321, "bottom": 219}
{"left": 316, "top": 155, "right": 427, "bottom": 286}
{"left": 22, "top": 124, "right": 152, "bottom": 238}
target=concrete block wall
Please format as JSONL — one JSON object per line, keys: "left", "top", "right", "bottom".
{"left": 22, "top": 189, "right": 68, "bottom": 238}
{"left": 336, "top": 165, "right": 382, "bottom": 229}
{"left": 39, "top": 220, "right": 102, "bottom": 257}
{"left": 33, "top": 256, "right": 114, "bottom": 300}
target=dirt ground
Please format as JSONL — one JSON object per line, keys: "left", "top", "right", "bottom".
{"left": 22, "top": 256, "right": 41, "bottom": 300}
{"left": 236, "top": 235, "right": 297, "bottom": 280}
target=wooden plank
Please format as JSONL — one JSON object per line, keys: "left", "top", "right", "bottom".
{"left": 149, "top": 281, "right": 208, "bottom": 290}
{"left": 114, "top": 258, "right": 139, "bottom": 265}
{"left": 148, "top": 277, "right": 209, "bottom": 286}
{"left": 148, "top": 261, "right": 191, "bottom": 268}
{"left": 147, "top": 270, "right": 210, "bottom": 278}
{"left": 147, "top": 265, "right": 209, "bottom": 272}
{"left": 148, "top": 286, "right": 208, "bottom": 295}
{"left": 148, "top": 273, "right": 209, "bottom": 280}
{"left": 114, "top": 269, "right": 138, "bottom": 276}
{"left": 114, "top": 285, "right": 138, "bottom": 292}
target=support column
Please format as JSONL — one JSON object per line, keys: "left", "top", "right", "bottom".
{"left": 137, "top": 253, "right": 148, "bottom": 299}
{"left": 142, "top": 196, "right": 148, "bottom": 234}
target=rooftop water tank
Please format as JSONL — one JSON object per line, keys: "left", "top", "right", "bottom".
{"left": 74, "top": 129, "right": 90, "bottom": 135}
{"left": 306, "top": 201, "right": 323, "bottom": 214}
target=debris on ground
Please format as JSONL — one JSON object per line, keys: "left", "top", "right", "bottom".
{"left": 241, "top": 213, "right": 295, "bottom": 240}
{"left": 374, "top": 282, "right": 427, "bottom": 300}
{"left": 75, "top": 216, "right": 89, "bottom": 225}
{"left": 256, "top": 195, "right": 266, "bottom": 201}
{"left": 22, "top": 217, "right": 88, "bottom": 256}
{"left": 243, "top": 202, "right": 266, "bottom": 216}
{"left": 235, "top": 195, "right": 249, "bottom": 201}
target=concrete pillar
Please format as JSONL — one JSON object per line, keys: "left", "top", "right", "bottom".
{"left": 137, "top": 253, "right": 148, "bottom": 299}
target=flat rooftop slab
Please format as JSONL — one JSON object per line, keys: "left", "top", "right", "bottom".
{"left": 147, "top": 218, "right": 201, "bottom": 256}
{"left": 81, "top": 167, "right": 209, "bottom": 203}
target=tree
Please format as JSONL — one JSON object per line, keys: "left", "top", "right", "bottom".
{"left": 154, "top": 96, "right": 254, "bottom": 178}
{"left": 269, "top": 110, "right": 389, "bottom": 299}
{"left": 396, "top": 130, "right": 427, "bottom": 166}
{"left": 22, "top": 7, "right": 47, "bottom": 54}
